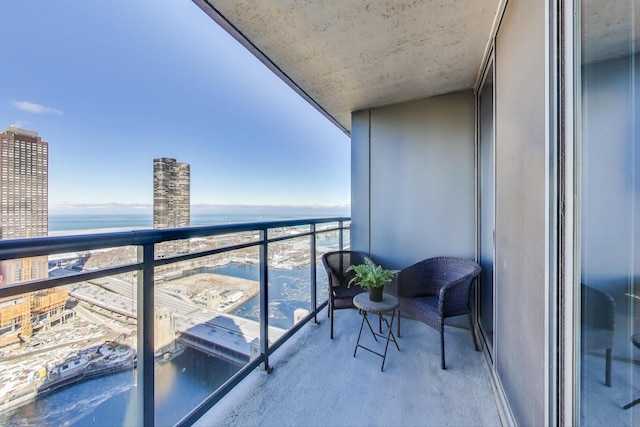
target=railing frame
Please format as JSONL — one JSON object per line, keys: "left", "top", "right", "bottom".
{"left": 0, "top": 217, "right": 350, "bottom": 426}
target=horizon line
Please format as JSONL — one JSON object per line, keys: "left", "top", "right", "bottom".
{"left": 49, "top": 203, "right": 351, "bottom": 214}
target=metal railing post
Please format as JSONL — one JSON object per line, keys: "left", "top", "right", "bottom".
{"left": 310, "top": 224, "right": 318, "bottom": 323}
{"left": 259, "top": 229, "right": 271, "bottom": 372}
{"left": 136, "top": 243, "right": 155, "bottom": 426}
{"left": 338, "top": 220, "right": 344, "bottom": 251}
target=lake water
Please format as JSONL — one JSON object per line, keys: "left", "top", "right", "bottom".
{"left": 49, "top": 211, "right": 348, "bottom": 232}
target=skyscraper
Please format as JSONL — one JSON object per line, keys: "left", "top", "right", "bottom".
{"left": 153, "top": 157, "right": 190, "bottom": 229}
{"left": 0, "top": 127, "right": 60, "bottom": 343}
{"left": 0, "top": 127, "right": 48, "bottom": 285}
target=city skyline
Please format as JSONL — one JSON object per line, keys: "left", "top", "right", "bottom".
{"left": 0, "top": 1, "right": 351, "bottom": 213}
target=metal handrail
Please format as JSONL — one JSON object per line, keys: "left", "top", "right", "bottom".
{"left": 0, "top": 216, "right": 350, "bottom": 426}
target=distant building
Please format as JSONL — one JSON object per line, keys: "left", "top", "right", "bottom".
{"left": 0, "top": 127, "right": 49, "bottom": 285}
{"left": 0, "top": 127, "right": 66, "bottom": 346}
{"left": 153, "top": 157, "right": 190, "bottom": 229}
{"left": 153, "top": 158, "right": 190, "bottom": 255}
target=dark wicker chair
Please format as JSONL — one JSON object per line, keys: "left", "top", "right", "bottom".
{"left": 322, "top": 250, "right": 368, "bottom": 339}
{"left": 396, "top": 257, "right": 481, "bottom": 369}
{"left": 581, "top": 284, "right": 615, "bottom": 387}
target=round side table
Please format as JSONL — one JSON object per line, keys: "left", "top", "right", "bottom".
{"left": 352, "top": 293, "right": 400, "bottom": 371}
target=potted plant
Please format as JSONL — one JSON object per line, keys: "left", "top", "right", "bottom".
{"left": 347, "top": 257, "right": 399, "bottom": 302}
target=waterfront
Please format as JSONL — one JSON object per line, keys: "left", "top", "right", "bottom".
{"left": 0, "top": 212, "right": 342, "bottom": 425}
{"left": 0, "top": 347, "right": 240, "bottom": 427}
{"left": 0, "top": 263, "right": 325, "bottom": 426}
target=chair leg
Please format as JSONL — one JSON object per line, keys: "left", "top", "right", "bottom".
{"left": 397, "top": 310, "right": 401, "bottom": 338}
{"left": 469, "top": 314, "right": 479, "bottom": 351}
{"left": 623, "top": 397, "right": 640, "bottom": 409}
{"left": 330, "top": 300, "right": 334, "bottom": 339}
{"left": 605, "top": 348, "right": 612, "bottom": 387}
{"left": 440, "top": 327, "right": 446, "bottom": 370}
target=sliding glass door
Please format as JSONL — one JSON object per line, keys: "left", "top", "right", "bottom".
{"left": 478, "top": 61, "right": 495, "bottom": 357}
{"left": 577, "top": 0, "right": 639, "bottom": 424}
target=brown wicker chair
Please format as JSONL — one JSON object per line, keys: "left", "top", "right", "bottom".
{"left": 322, "top": 251, "right": 368, "bottom": 339}
{"left": 581, "top": 284, "right": 615, "bottom": 387}
{"left": 396, "top": 257, "right": 481, "bottom": 369}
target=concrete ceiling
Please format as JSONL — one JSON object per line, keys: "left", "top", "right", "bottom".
{"left": 193, "top": 0, "right": 501, "bottom": 133}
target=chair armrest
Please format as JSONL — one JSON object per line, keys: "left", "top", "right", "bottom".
{"left": 582, "top": 284, "right": 615, "bottom": 331}
{"left": 438, "top": 274, "right": 478, "bottom": 317}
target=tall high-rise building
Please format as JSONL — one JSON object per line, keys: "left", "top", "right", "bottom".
{"left": 0, "top": 127, "right": 66, "bottom": 345}
{"left": 153, "top": 158, "right": 190, "bottom": 257}
{"left": 153, "top": 157, "right": 190, "bottom": 229}
{"left": 0, "top": 127, "right": 49, "bottom": 285}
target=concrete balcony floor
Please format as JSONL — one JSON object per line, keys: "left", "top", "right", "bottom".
{"left": 196, "top": 307, "right": 502, "bottom": 427}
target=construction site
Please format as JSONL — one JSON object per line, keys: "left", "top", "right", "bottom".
{"left": 0, "top": 256, "right": 71, "bottom": 349}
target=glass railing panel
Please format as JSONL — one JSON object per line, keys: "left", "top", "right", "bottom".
{"left": 155, "top": 231, "right": 260, "bottom": 260}
{"left": 155, "top": 238, "right": 191, "bottom": 259}
{"left": 316, "top": 252, "right": 329, "bottom": 305}
{"left": 267, "top": 236, "right": 312, "bottom": 330}
{"left": 267, "top": 225, "right": 310, "bottom": 240}
{"left": 0, "top": 275, "right": 137, "bottom": 426}
{"left": 79, "top": 245, "right": 138, "bottom": 271}
{"left": 0, "top": 244, "right": 138, "bottom": 288}
{"left": 316, "top": 226, "right": 342, "bottom": 253}
{"left": 150, "top": 248, "right": 258, "bottom": 424}
{"left": 342, "top": 228, "right": 351, "bottom": 250}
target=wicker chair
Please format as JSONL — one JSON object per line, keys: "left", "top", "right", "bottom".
{"left": 396, "top": 257, "right": 481, "bottom": 369}
{"left": 322, "top": 251, "right": 368, "bottom": 339}
{"left": 581, "top": 284, "right": 615, "bottom": 387}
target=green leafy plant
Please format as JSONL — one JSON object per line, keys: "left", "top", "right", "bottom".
{"left": 347, "top": 257, "right": 399, "bottom": 288}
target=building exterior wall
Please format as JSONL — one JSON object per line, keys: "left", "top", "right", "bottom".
{"left": 351, "top": 91, "right": 476, "bottom": 273}
{"left": 350, "top": 110, "right": 371, "bottom": 255}
{"left": 494, "top": 0, "right": 547, "bottom": 424}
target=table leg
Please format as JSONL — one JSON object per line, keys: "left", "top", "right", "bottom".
{"left": 380, "top": 310, "right": 399, "bottom": 371}
{"left": 362, "top": 311, "right": 379, "bottom": 342}
{"left": 383, "top": 310, "right": 400, "bottom": 351}
{"left": 354, "top": 311, "right": 367, "bottom": 357}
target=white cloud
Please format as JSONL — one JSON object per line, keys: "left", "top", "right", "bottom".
{"left": 13, "top": 101, "right": 63, "bottom": 115}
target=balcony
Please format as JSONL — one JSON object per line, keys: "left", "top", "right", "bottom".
{"left": 0, "top": 217, "right": 500, "bottom": 426}
{"left": 195, "top": 307, "right": 501, "bottom": 427}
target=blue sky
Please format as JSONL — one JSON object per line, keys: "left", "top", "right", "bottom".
{"left": 0, "top": 1, "right": 350, "bottom": 214}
